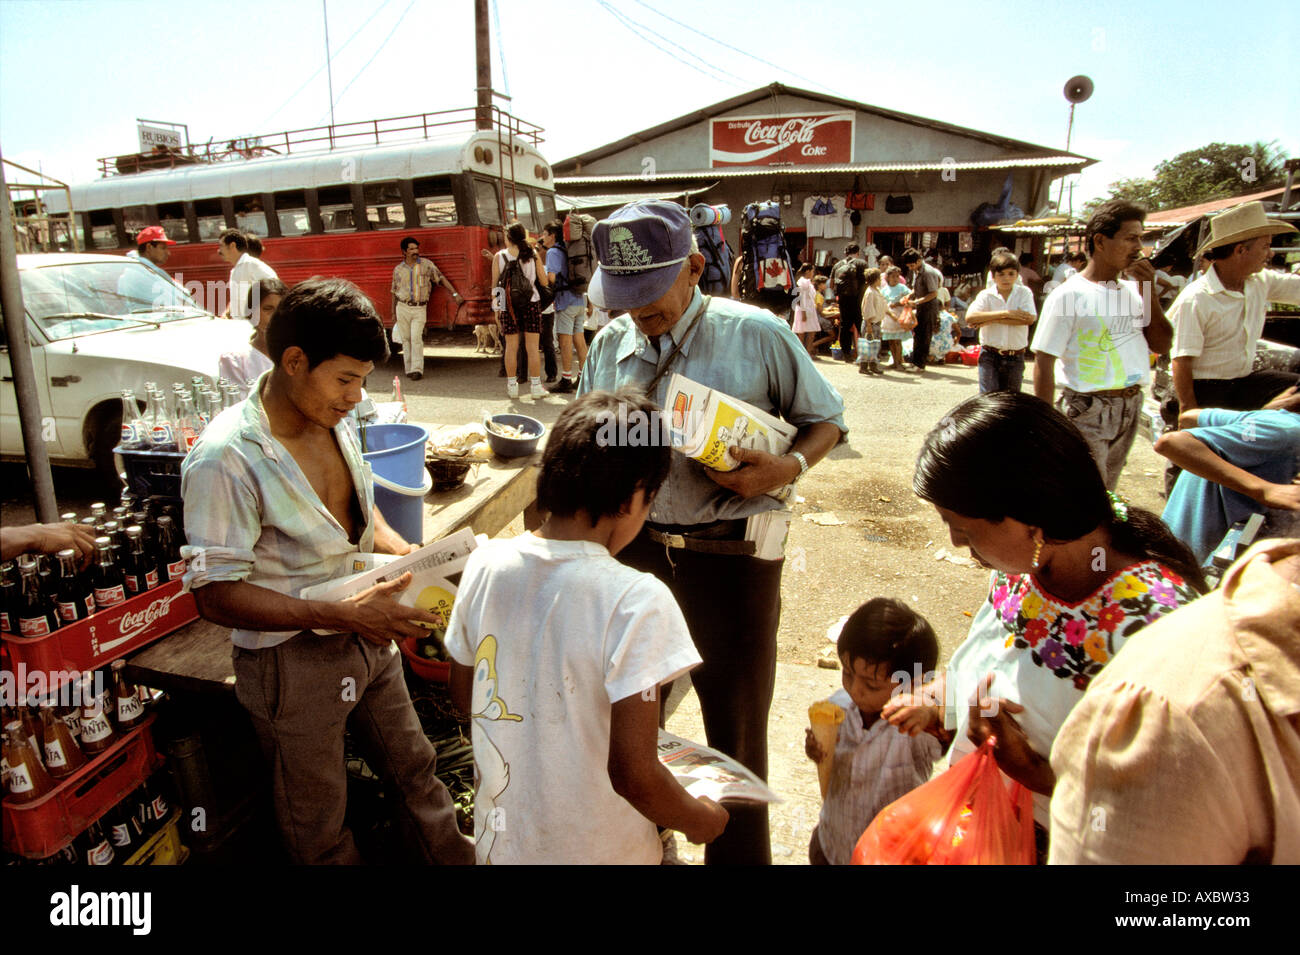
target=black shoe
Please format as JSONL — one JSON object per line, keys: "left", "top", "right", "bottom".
{"left": 547, "top": 377, "right": 577, "bottom": 394}
{"left": 407, "top": 372, "right": 422, "bottom": 381}
{"left": 858, "top": 364, "right": 872, "bottom": 375}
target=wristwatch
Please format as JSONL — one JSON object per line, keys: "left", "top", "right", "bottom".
{"left": 789, "top": 451, "right": 809, "bottom": 480}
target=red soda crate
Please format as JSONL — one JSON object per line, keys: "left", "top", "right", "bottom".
{"left": 2, "top": 579, "right": 196, "bottom": 694}
{"left": 2, "top": 715, "right": 161, "bottom": 859}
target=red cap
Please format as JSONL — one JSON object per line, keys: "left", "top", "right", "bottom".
{"left": 136, "top": 225, "right": 176, "bottom": 246}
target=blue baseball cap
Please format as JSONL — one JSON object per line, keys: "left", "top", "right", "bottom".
{"left": 587, "top": 200, "right": 693, "bottom": 310}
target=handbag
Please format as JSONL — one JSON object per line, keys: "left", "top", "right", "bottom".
{"left": 885, "top": 174, "right": 913, "bottom": 215}
{"left": 846, "top": 176, "right": 869, "bottom": 211}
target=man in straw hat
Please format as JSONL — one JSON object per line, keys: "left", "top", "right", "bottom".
{"left": 1169, "top": 200, "right": 1300, "bottom": 417}
{"left": 578, "top": 200, "right": 847, "bottom": 865}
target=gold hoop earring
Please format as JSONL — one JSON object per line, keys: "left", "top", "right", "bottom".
{"left": 1031, "top": 538, "right": 1043, "bottom": 570}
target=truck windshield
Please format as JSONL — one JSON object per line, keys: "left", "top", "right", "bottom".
{"left": 22, "top": 260, "right": 206, "bottom": 341}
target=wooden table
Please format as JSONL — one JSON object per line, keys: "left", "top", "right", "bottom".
{"left": 126, "top": 448, "right": 541, "bottom": 696}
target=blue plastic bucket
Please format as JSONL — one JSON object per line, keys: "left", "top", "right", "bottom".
{"left": 361, "top": 424, "right": 430, "bottom": 545}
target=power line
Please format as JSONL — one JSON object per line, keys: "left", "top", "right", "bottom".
{"left": 629, "top": 0, "right": 852, "bottom": 99}
{"left": 330, "top": 0, "right": 419, "bottom": 114}
{"left": 260, "top": 0, "right": 395, "bottom": 127}
{"left": 599, "top": 2, "right": 748, "bottom": 84}
{"left": 595, "top": 1, "right": 737, "bottom": 85}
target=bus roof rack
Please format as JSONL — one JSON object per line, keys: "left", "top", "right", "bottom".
{"left": 95, "top": 105, "right": 544, "bottom": 178}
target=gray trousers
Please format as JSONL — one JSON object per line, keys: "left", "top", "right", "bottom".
{"left": 1057, "top": 387, "right": 1144, "bottom": 491}
{"left": 233, "top": 633, "right": 474, "bottom": 865}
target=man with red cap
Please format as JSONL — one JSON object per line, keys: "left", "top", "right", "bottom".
{"left": 118, "top": 225, "right": 178, "bottom": 308}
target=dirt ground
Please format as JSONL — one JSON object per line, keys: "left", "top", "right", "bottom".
{"left": 1, "top": 328, "right": 1175, "bottom": 865}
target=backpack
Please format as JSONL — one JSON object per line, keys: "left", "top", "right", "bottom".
{"left": 832, "top": 257, "right": 866, "bottom": 300}
{"left": 496, "top": 252, "right": 535, "bottom": 316}
{"left": 562, "top": 213, "right": 598, "bottom": 294}
{"left": 694, "top": 223, "right": 735, "bottom": 296}
{"left": 738, "top": 201, "right": 794, "bottom": 306}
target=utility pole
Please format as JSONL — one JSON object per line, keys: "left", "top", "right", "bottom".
{"left": 475, "top": 0, "right": 492, "bottom": 130}
{"left": 0, "top": 147, "right": 59, "bottom": 522}
{"left": 324, "top": 0, "right": 336, "bottom": 135}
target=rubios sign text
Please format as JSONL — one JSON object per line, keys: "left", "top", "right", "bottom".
{"left": 710, "top": 112, "right": 854, "bottom": 167}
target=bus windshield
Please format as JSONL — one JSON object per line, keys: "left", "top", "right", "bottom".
{"left": 22, "top": 260, "right": 206, "bottom": 340}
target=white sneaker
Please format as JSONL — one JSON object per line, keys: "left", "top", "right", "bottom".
{"left": 531, "top": 381, "right": 546, "bottom": 398}
{"left": 506, "top": 380, "right": 519, "bottom": 399}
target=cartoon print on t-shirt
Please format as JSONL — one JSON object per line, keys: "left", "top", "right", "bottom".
{"left": 471, "top": 634, "right": 520, "bottom": 865}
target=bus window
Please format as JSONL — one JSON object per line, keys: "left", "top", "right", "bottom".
{"left": 88, "top": 209, "right": 118, "bottom": 249}
{"left": 195, "top": 199, "right": 227, "bottom": 242}
{"left": 364, "top": 181, "right": 405, "bottom": 229}
{"left": 510, "top": 190, "right": 534, "bottom": 230}
{"left": 234, "top": 194, "right": 267, "bottom": 236}
{"left": 157, "top": 202, "right": 189, "bottom": 242}
{"left": 414, "top": 176, "right": 456, "bottom": 226}
{"left": 474, "top": 178, "right": 502, "bottom": 226}
{"left": 535, "top": 191, "right": 556, "bottom": 227}
{"left": 122, "top": 205, "right": 150, "bottom": 240}
{"left": 274, "top": 190, "right": 309, "bottom": 236}
{"left": 318, "top": 185, "right": 356, "bottom": 232}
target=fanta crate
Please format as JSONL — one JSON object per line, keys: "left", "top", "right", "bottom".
{"left": 2, "top": 579, "right": 196, "bottom": 692}
{"left": 125, "top": 807, "right": 187, "bottom": 866}
{"left": 114, "top": 444, "right": 187, "bottom": 505}
{"left": 2, "top": 715, "right": 161, "bottom": 859}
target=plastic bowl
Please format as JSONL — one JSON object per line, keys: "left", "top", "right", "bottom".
{"left": 484, "top": 413, "right": 544, "bottom": 458}
{"left": 400, "top": 636, "right": 451, "bottom": 683}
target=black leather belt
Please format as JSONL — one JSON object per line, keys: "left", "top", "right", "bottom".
{"left": 988, "top": 347, "right": 1025, "bottom": 356}
{"left": 644, "top": 519, "right": 755, "bottom": 556}
{"left": 397, "top": 300, "right": 427, "bottom": 306}
{"left": 1073, "top": 385, "right": 1142, "bottom": 398}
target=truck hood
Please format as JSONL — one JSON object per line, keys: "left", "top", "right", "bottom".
{"left": 49, "top": 315, "right": 256, "bottom": 378}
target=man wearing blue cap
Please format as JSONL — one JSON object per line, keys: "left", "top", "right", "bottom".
{"left": 579, "top": 200, "right": 847, "bottom": 865}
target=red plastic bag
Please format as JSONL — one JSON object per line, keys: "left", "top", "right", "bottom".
{"left": 851, "top": 738, "right": 1035, "bottom": 864}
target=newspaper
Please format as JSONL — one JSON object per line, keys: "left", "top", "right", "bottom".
{"left": 657, "top": 730, "right": 781, "bottom": 804}
{"left": 299, "top": 527, "right": 479, "bottom": 633}
{"left": 666, "top": 373, "right": 796, "bottom": 472}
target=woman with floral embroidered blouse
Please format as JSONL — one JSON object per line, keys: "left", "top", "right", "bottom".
{"left": 883, "top": 392, "right": 1205, "bottom": 840}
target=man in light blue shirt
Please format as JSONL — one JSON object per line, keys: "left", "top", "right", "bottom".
{"left": 181, "top": 278, "right": 472, "bottom": 865}
{"left": 579, "top": 200, "right": 846, "bottom": 865}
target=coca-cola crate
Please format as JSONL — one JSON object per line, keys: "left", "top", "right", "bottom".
{"left": 114, "top": 444, "right": 186, "bottom": 505}
{"left": 2, "top": 715, "right": 161, "bottom": 859}
{"left": 2, "top": 579, "right": 196, "bottom": 692}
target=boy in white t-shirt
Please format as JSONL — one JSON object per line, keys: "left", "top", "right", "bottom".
{"left": 1033, "top": 200, "right": 1173, "bottom": 489}
{"left": 967, "top": 250, "right": 1037, "bottom": 394}
{"left": 445, "top": 389, "right": 729, "bottom": 864}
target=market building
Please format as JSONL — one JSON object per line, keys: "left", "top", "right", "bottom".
{"left": 553, "top": 83, "right": 1095, "bottom": 288}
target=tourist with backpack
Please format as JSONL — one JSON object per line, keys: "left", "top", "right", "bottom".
{"left": 831, "top": 244, "right": 868, "bottom": 363}
{"left": 492, "top": 222, "right": 551, "bottom": 399}
{"left": 541, "top": 219, "right": 588, "bottom": 394}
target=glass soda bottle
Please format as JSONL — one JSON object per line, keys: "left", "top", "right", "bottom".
{"left": 3, "top": 720, "right": 53, "bottom": 802}
{"left": 15, "top": 559, "right": 59, "bottom": 637}
{"left": 80, "top": 819, "right": 115, "bottom": 865}
{"left": 0, "top": 561, "right": 17, "bottom": 635}
{"left": 119, "top": 390, "right": 148, "bottom": 449}
{"left": 175, "top": 393, "right": 200, "bottom": 452}
{"left": 146, "top": 390, "right": 176, "bottom": 451}
{"left": 112, "top": 660, "right": 146, "bottom": 731}
{"left": 105, "top": 797, "right": 144, "bottom": 857}
{"left": 40, "top": 702, "right": 85, "bottom": 778}
{"left": 154, "top": 515, "right": 186, "bottom": 584}
{"left": 91, "top": 537, "right": 126, "bottom": 611}
{"left": 122, "top": 526, "right": 158, "bottom": 597}
{"left": 77, "top": 673, "right": 115, "bottom": 755}
{"left": 55, "top": 548, "right": 94, "bottom": 623}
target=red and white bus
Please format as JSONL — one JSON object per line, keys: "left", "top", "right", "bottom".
{"left": 43, "top": 109, "right": 556, "bottom": 330}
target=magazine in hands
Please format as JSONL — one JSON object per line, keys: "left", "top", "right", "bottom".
{"left": 658, "top": 730, "right": 781, "bottom": 804}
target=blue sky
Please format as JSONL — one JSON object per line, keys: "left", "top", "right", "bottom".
{"left": 1, "top": 0, "right": 1295, "bottom": 211}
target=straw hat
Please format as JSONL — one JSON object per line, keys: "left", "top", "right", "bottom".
{"left": 1195, "top": 200, "right": 1297, "bottom": 257}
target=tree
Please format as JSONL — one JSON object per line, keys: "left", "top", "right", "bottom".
{"left": 1084, "top": 141, "right": 1288, "bottom": 216}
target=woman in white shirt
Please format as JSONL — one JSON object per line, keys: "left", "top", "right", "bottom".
{"left": 791, "top": 263, "right": 821, "bottom": 355}
{"left": 491, "top": 222, "right": 551, "bottom": 399}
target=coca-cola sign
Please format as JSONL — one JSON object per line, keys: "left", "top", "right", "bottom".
{"left": 105, "top": 592, "right": 181, "bottom": 650}
{"left": 711, "top": 112, "right": 854, "bottom": 167}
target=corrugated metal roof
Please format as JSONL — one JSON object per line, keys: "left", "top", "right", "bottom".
{"left": 1144, "top": 187, "right": 1288, "bottom": 225}
{"left": 556, "top": 155, "right": 1086, "bottom": 186}
{"left": 556, "top": 187, "right": 714, "bottom": 210}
